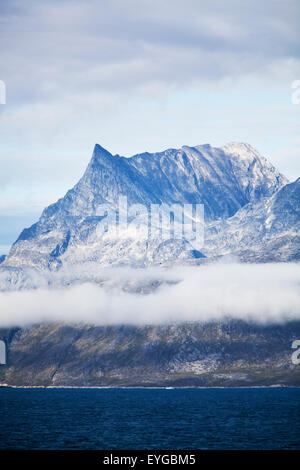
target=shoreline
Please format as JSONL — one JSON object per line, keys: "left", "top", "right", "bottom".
{"left": 0, "top": 383, "right": 298, "bottom": 390}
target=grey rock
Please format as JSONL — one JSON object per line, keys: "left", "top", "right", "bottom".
{"left": 0, "top": 321, "right": 299, "bottom": 387}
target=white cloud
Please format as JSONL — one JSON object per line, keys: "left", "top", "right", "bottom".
{"left": 0, "top": 262, "right": 299, "bottom": 327}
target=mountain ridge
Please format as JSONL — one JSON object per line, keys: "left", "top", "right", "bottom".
{"left": 1, "top": 320, "right": 299, "bottom": 387}
{"left": 204, "top": 177, "right": 300, "bottom": 262}
{"left": 2, "top": 141, "right": 291, "bottom": 271}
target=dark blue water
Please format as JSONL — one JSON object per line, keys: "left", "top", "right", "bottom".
{"left": 0, "top": 387, "right": 299, "bottom": 449}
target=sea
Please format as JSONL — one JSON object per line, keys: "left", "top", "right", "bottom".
{"left": 0, "top": 387, "right": 299, "bottom": 449}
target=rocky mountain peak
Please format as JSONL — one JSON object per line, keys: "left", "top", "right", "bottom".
{"left": 1, "top": 142, "right": 295, "bottom": 270}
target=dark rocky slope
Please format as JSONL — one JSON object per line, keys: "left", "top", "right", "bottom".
{"left": 1, "top": 321, "right": 299, "bottom": 387}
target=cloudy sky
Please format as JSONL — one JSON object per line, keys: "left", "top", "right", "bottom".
{"left": 0, "top": 0, "right": 300, "bottom": 253}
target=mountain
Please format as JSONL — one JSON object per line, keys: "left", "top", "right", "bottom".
{"left": 0, "top": 142, "right": 299, "bottom": 388}
{"left": 1, "top": 321, "right": 299, "bottom": 387}
{"left": 204, "top": 177, "right": 300, "bottom": 262}
{"left": 2, "top": 142, "right": 289, "bottom": 271}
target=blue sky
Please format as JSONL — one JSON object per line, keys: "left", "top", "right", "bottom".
{"left": 0, "top": 0, "right": 300, "bottom": 253}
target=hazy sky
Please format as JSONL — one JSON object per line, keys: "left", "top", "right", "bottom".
{"left": 0, "top": 0, "right": 300, "bottom": 253}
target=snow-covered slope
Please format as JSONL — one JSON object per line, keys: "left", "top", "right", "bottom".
{"left": 2, "top": 142, "right": 290, "bottom": 270}
{"left": 204, "top": 177, "right": 300, "bottom": 262}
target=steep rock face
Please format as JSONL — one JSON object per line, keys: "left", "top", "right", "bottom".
{"left": 221, "top": 142, "right": 284, "bottom": 200}
{"left": 0, "top": 321, "right": 299, "bottom": 387}
{"left": 130, "top": 143, "right": 284, "bottom": 217}
{"left": 2, "top": 142, "right": 287, "bottom": 270}
{"left": 204, "top": 178, "right": 300, "bottom": 261}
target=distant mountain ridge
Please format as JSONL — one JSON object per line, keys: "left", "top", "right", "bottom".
{"left": 1, "top": 141, "right": 295, "bottom": 271}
